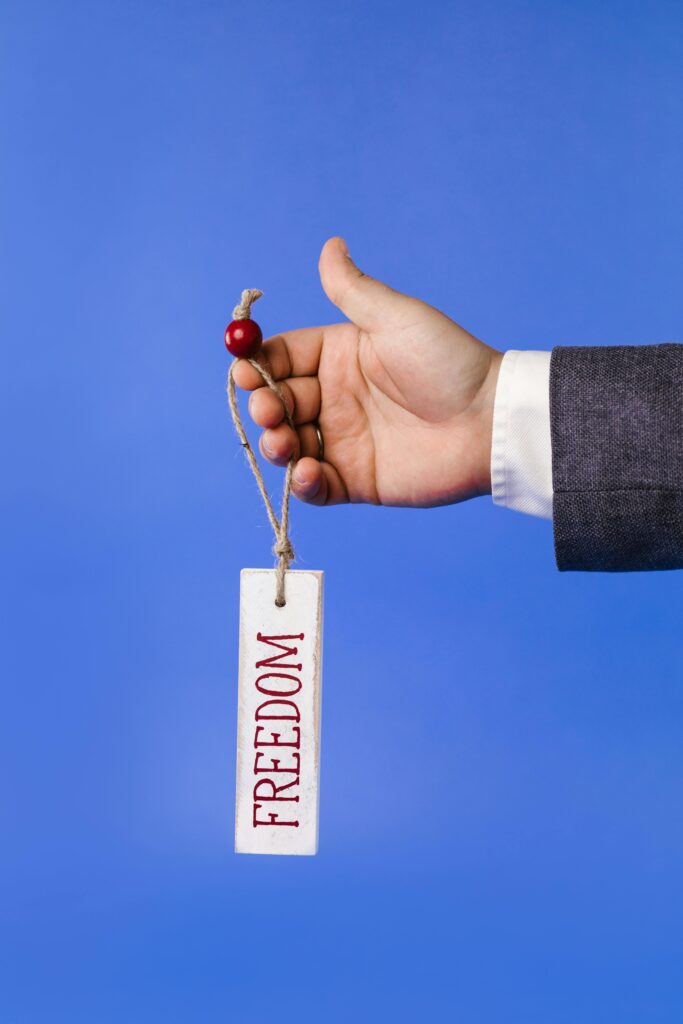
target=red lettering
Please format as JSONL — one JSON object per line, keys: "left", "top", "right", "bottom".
{"left": 255, "top": 632, "right": 304, "bottom": 672}
{"left": 250, "top": 632, "right": 306, "bottom": 831}
{"left": 254, "top": 725, "right": 301, "bottom": 749}
{"left": 253, "top": 805, "right": 299, "bottom": 827}
{"left": 253, "top": 778, "right": 300, "bottom": 801}
{"left": 255, "top": 699, "right": 300, "bottom": 722}
{"left": 255, "top": 672, "right": 302, "bottom": 697}
{"left": 254, "top": 751, "right": 300, "bottom": 774}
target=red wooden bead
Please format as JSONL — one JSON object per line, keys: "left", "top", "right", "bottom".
{"left": 225, "top": 318, "right": 263, "bottom": 358}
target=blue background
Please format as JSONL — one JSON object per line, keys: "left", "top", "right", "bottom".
{"left": 2, "top": 1, "right": 682, "bottom": 1020}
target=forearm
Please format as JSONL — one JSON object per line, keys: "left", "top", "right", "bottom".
{"left": 490, "top": 343, "right": 683, "bottom": 571}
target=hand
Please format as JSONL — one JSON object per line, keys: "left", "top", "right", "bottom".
{"left": 232, "top": 237, "right": 503, "bottom": 507}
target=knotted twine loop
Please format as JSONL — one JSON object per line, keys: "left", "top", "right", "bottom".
{"left": 232, "top": 288, "right": 263, "bottom": 321}
{"left": 226, "top": 290, "right": 295, "bottom": 607}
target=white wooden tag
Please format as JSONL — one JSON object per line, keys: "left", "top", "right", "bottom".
{"left": 235, "top": 569, "right": 324, "bottom": 856}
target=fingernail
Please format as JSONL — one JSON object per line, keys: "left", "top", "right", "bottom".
{"left": 293, "top": 464, "right": 307, "bottom": 485}
{"left": 263, "top": 437, "right": 274, "bottom": 456}
{"left": 338, "top": 237, "right": 349, "bottom": 257}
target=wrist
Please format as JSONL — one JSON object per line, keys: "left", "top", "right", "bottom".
{"left": 472, "top": 348, "right": 504, "bottom": 497}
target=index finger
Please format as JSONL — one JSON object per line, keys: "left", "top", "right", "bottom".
{"left": 231, "top": 326, "right": 324, "bottom": 391}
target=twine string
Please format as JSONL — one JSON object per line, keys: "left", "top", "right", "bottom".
{"left": 226, "top": 290, "right": 295, "bottom": 607}
{"left": 233, "top": 288, "right": 263, "bottom": 321}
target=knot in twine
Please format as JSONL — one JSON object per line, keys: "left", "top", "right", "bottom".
{"left": 232, "top": 289, "right": 263, "bottom": 321}
{"left": 273, "top": 536, "right": 294, "bottom": 562}
{"left": 226, "top": 289, "right": 295, "bottom": 607}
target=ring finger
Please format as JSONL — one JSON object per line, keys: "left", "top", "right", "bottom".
{"left": 259, "top": 422, "right": 322, "bottom": 466}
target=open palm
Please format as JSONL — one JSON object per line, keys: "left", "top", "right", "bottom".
{"left": 232, "top": 237, "right": 502, "bottom": 507}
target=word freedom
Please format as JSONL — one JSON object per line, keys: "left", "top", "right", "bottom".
{"left": 250, "top": 632, "right": 305, "bottom": 828}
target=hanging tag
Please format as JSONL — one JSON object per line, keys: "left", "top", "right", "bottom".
{"left": 235, "top": 569, "right": 324, "bottom": 856}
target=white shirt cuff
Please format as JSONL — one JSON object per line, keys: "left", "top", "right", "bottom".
{"left": 491, "top": 350, "right": 553, "bottom": 519}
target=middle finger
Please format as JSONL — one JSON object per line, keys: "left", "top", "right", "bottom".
{"left": 248, "top": 376, "right": 321, "bottom": 429}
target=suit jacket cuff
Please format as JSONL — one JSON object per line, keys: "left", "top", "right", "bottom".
{"left": 550, "top": 344, "right": 683, "bottom": 571}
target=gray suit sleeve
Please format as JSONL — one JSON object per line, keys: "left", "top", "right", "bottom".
{"left": 550, "top": 344, "right": 683, "bottom": 571}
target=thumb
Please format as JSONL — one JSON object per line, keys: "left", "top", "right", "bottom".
{"left": 318, "top": 236, "right": 405, "bottom": 331}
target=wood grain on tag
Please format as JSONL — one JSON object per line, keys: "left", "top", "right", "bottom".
{"left": 235, "top": 569, "right": 324, "bottom": 856}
